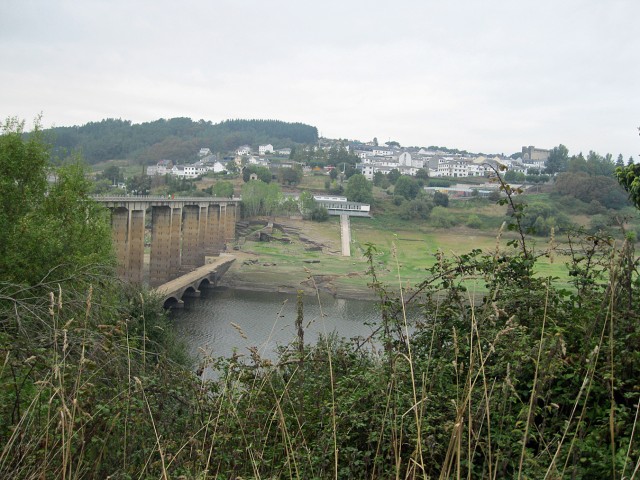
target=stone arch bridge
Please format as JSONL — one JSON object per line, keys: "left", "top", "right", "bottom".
{"left": 93, "top": 196, "right": 240, "bottom": 307}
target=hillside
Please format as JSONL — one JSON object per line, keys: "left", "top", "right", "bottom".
{"left": 45, "top": 117, "right": 319, "bottom": 164}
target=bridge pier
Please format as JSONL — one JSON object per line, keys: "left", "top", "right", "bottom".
{"left": 97, "top": 196, "right": 239, "bottom": 285}
{"left": 150, "top": 206, "right": 172, "bottom": 287}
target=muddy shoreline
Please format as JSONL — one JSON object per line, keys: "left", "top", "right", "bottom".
{"left": 219, "top": 273, "right": 379, "bottom": 301}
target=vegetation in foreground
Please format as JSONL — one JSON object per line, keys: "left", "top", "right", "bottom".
{"left": 2, "top": 119, "right": 640, "bottom": 478}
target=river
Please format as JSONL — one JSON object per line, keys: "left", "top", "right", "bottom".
{"left": 171, "top": 287, "right": 387, "bottom": 366}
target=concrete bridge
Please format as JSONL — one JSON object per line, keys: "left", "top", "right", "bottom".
{"left": 155, "top": 254, "right": 235, "bottom": 308}
{"left": 93, "top": 196, "right": 240, "bottom": 291}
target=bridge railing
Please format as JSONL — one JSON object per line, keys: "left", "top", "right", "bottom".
{"left": 91, "top": 194, "right": 242, "bottom": 202}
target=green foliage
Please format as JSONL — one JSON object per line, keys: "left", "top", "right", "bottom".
{"left": 504, "top": 169, "right": 525, "bottom": 182}
{"left": 278, "top": 165, "right": 303, "bottom": 185}
{"left": 3, "top": 130, "right": 640, "bottom": 478}
{"left": 387, "top": 168, "right": 401, "bottom": 185}
{"left": 511, "top": 201, "right": 573, "bottom": 236}
{"left": 615, "top": 162, "right": 640, "bottom": 209}
{"left": 209, "top": 180, "right": 234, "bottom": 197}
{"left": 126, "top": 173, "right": 151, "bottom": 194}
{"left": 393, "top": 175, "right": 420, "bottom": 200}
{"left": 241, "top": 180, "right": 283, "bottom": 217}
{"left": 554, "top": 171, "right": 629, "bottom": 209}
{"left": 466, "top": 214, "right": 482, "bottom": 228}
{"left": 545, "top": 143, "right": 569, "bottom": 174}
{"left": 0, "top": 118, "right": 114, "bottom": 286}
{"left": 310, "top": 206, "right": 329, "bottom": 221}
{"left": 429, "top": 205, "right": 457, "bottom": 228}
{"left": 345, "top": 174, "right": 373, "bottom": 203}
{"left": 427, "top": 178, "right": 452, "bottom": 188}
{"left": 373, "top": 170, "right": 390, "bottom": 189}
{"left": 45, "top": 118, "right": 318, "bottom": 164}
{"left": 433, "top": 191, "right": 449, "bottom": 207}
{"left": 96, "top": 164, "right": 124, "bottom": 184}
{"left": 399, "top": 197, "right": 433, "bottom": 220}
{"left": 242, "top": 164, "right": 272, "bottom": 183}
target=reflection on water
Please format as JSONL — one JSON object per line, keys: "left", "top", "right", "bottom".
{"left": 171, "top": 287, "right": 384, "bottom": 363}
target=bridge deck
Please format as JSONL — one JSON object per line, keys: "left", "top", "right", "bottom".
{"left": 155, "top": 254, "right": 235, "bottom": 303}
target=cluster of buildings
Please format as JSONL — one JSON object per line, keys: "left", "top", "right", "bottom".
{"left": 145, "top": 139, "right": 551, "bottom": 183}
{"left": 146, "top": 144, "right": 297, "bottom": 179}
{"left": 353, "top": 145, "right": 550, "bottom": 181}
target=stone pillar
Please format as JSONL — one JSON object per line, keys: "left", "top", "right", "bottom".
{"left": 111, "top": 207, "right": 129, "bottom": 281}
{"left": 197, "top": 205, "right": 208, "bottom": 265}
{"left": 226, "top": 203, "right": 237, "bottom": 242}
{"left": 169, "top": 207, "right": 182, "bottom": 279}
{"left": 150, "top": 206, "right": 172, "bottom": 287}
{"left": 205, "top": 204, "right": 221, "bottom": 256}
{"left": 219, "top": 204, "right": 227, "bottom": 251}
{"left": 128, "top": 208, "right": 146, "bottom": 284}
{"left": 181, "top": 205, "right": 200, "bottom": 271}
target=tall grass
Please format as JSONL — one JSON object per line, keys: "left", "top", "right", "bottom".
{"left": 1, "top": 218, "right": 639, "bottom": 477}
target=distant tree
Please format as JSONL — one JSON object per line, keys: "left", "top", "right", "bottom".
{"left": 433, "top": 191, "right": 449, "bottom": 207}
{"left": 279, "top": 166, "right": 303, "bottom": 185}
{"left": 387, "top": 169, "right": 401, "bottom": 185}
{"left": 97, "top": 165, "right": 124, "bottom": 184}
{"left": 126, "top": 174, "right": 151, "bottom": 195}
{"left": 616, "top": 154, "right": 625, "bottom": 167}
{"left": 385, "top": 141, "right": 400, "bottom": 148}
{"left": 345, "top": 174, "right": 373, "bottom": 203}
{"left": 504, "top": 170, "right": 525, "bottom": 182}
{"left": 628, "top": 156, "right": 635, "bottom": 166}
{"left": 299, "top": 190, "right": 316, "bottom": 218}
{"left": 394, "top": 175, "right": 420, "bottom": 201}
{"left": 344, "top": 164, "right": 358, "bottom": 179}
{"left": 372, "top": 137, "right": 378, "bottom": 147}
{"left": 373, "top": 171, "right": 389, "bottom": 189}
{"left": 329, "top": 168, "right": 338, "bottom": 180}
{"left": 243, "top": 164, "right": 271, "bottom": 183}
{"left": 311, "top": 206, "right": 329, "bottom": 222}
{"left": 545, "top": 144, "right": 569, "bottom": 174}
{"left": 415, "top": 168, "right": 429, "bottom": 185}
{"left": 399, "top": 197, "right": 433, "bottom": 220}
{"left": 241, "top": 180, "right": 282, "bottom": 217}
{"left": 211, "top": 181, "right": 234, "bottom": 197}
{"left": 225, "top": 160, "right": 240, "bottom": 175}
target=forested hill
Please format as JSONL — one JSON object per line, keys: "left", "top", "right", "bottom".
{"left": 45, "top": 118, "right": 319, "bottom": 164}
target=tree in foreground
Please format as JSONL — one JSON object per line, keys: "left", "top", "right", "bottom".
{"left": 0, "top": 118, "right": 114, "bottom": 285}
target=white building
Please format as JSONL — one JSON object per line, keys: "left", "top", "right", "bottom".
{"left": 259, "top": 144, "right": 274, "bottom": 155}
{"left": 357, "top": 164, "right": 375, "bottom": 180}
{"left": 171, "top": 164, "right": 207, "bottom": 178}
{"left": 236, "top": 145, "right": 251, "bottom": 156}
{"left": 372, "top": 147, "right": 394, "bottom": 157}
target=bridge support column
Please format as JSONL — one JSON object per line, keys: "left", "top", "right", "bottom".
{"left": 197, "top": 205, "right": 208, "bottom": 265}
{"left": 128, "top": 209, "right": 146, "bottom": 284}
{"left": 205, "top": 204, "right": 221, "bottom": 257}
{"left": 169, "top": 207, "right": 182, "bottom": 279}
{"left": 111, "top": 207, "right": 129, "bottom": 280}
{"left": 150, "top": 206, "right": 172, "bottom": 287}
{"left": 226, "top": 203, "right": 237, "bottom": 242}
{"left": 181, "top": 205, "right": 201, "bottom": 272}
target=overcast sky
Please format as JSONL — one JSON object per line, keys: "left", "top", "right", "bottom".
{"left": 2, "top": 0, "right": 639, "bottom": 157}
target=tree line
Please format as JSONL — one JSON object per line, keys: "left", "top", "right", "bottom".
{"left": 42, "top": 117, "right": 319, "bottom": 165}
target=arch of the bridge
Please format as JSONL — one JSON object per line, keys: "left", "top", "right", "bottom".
{"left": 160, "top": 273, "right": 220, "bottom": 309}
{"left": 94, "top": 197, "right": 239, "bottom": 286}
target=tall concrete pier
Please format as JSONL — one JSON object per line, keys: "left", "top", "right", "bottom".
{"left": 94, "top": 196, "right": 239, "bottom": 287}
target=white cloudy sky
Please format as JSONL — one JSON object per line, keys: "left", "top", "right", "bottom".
{"left": 1, "top": 0, "right": 639, "bottom": 157}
